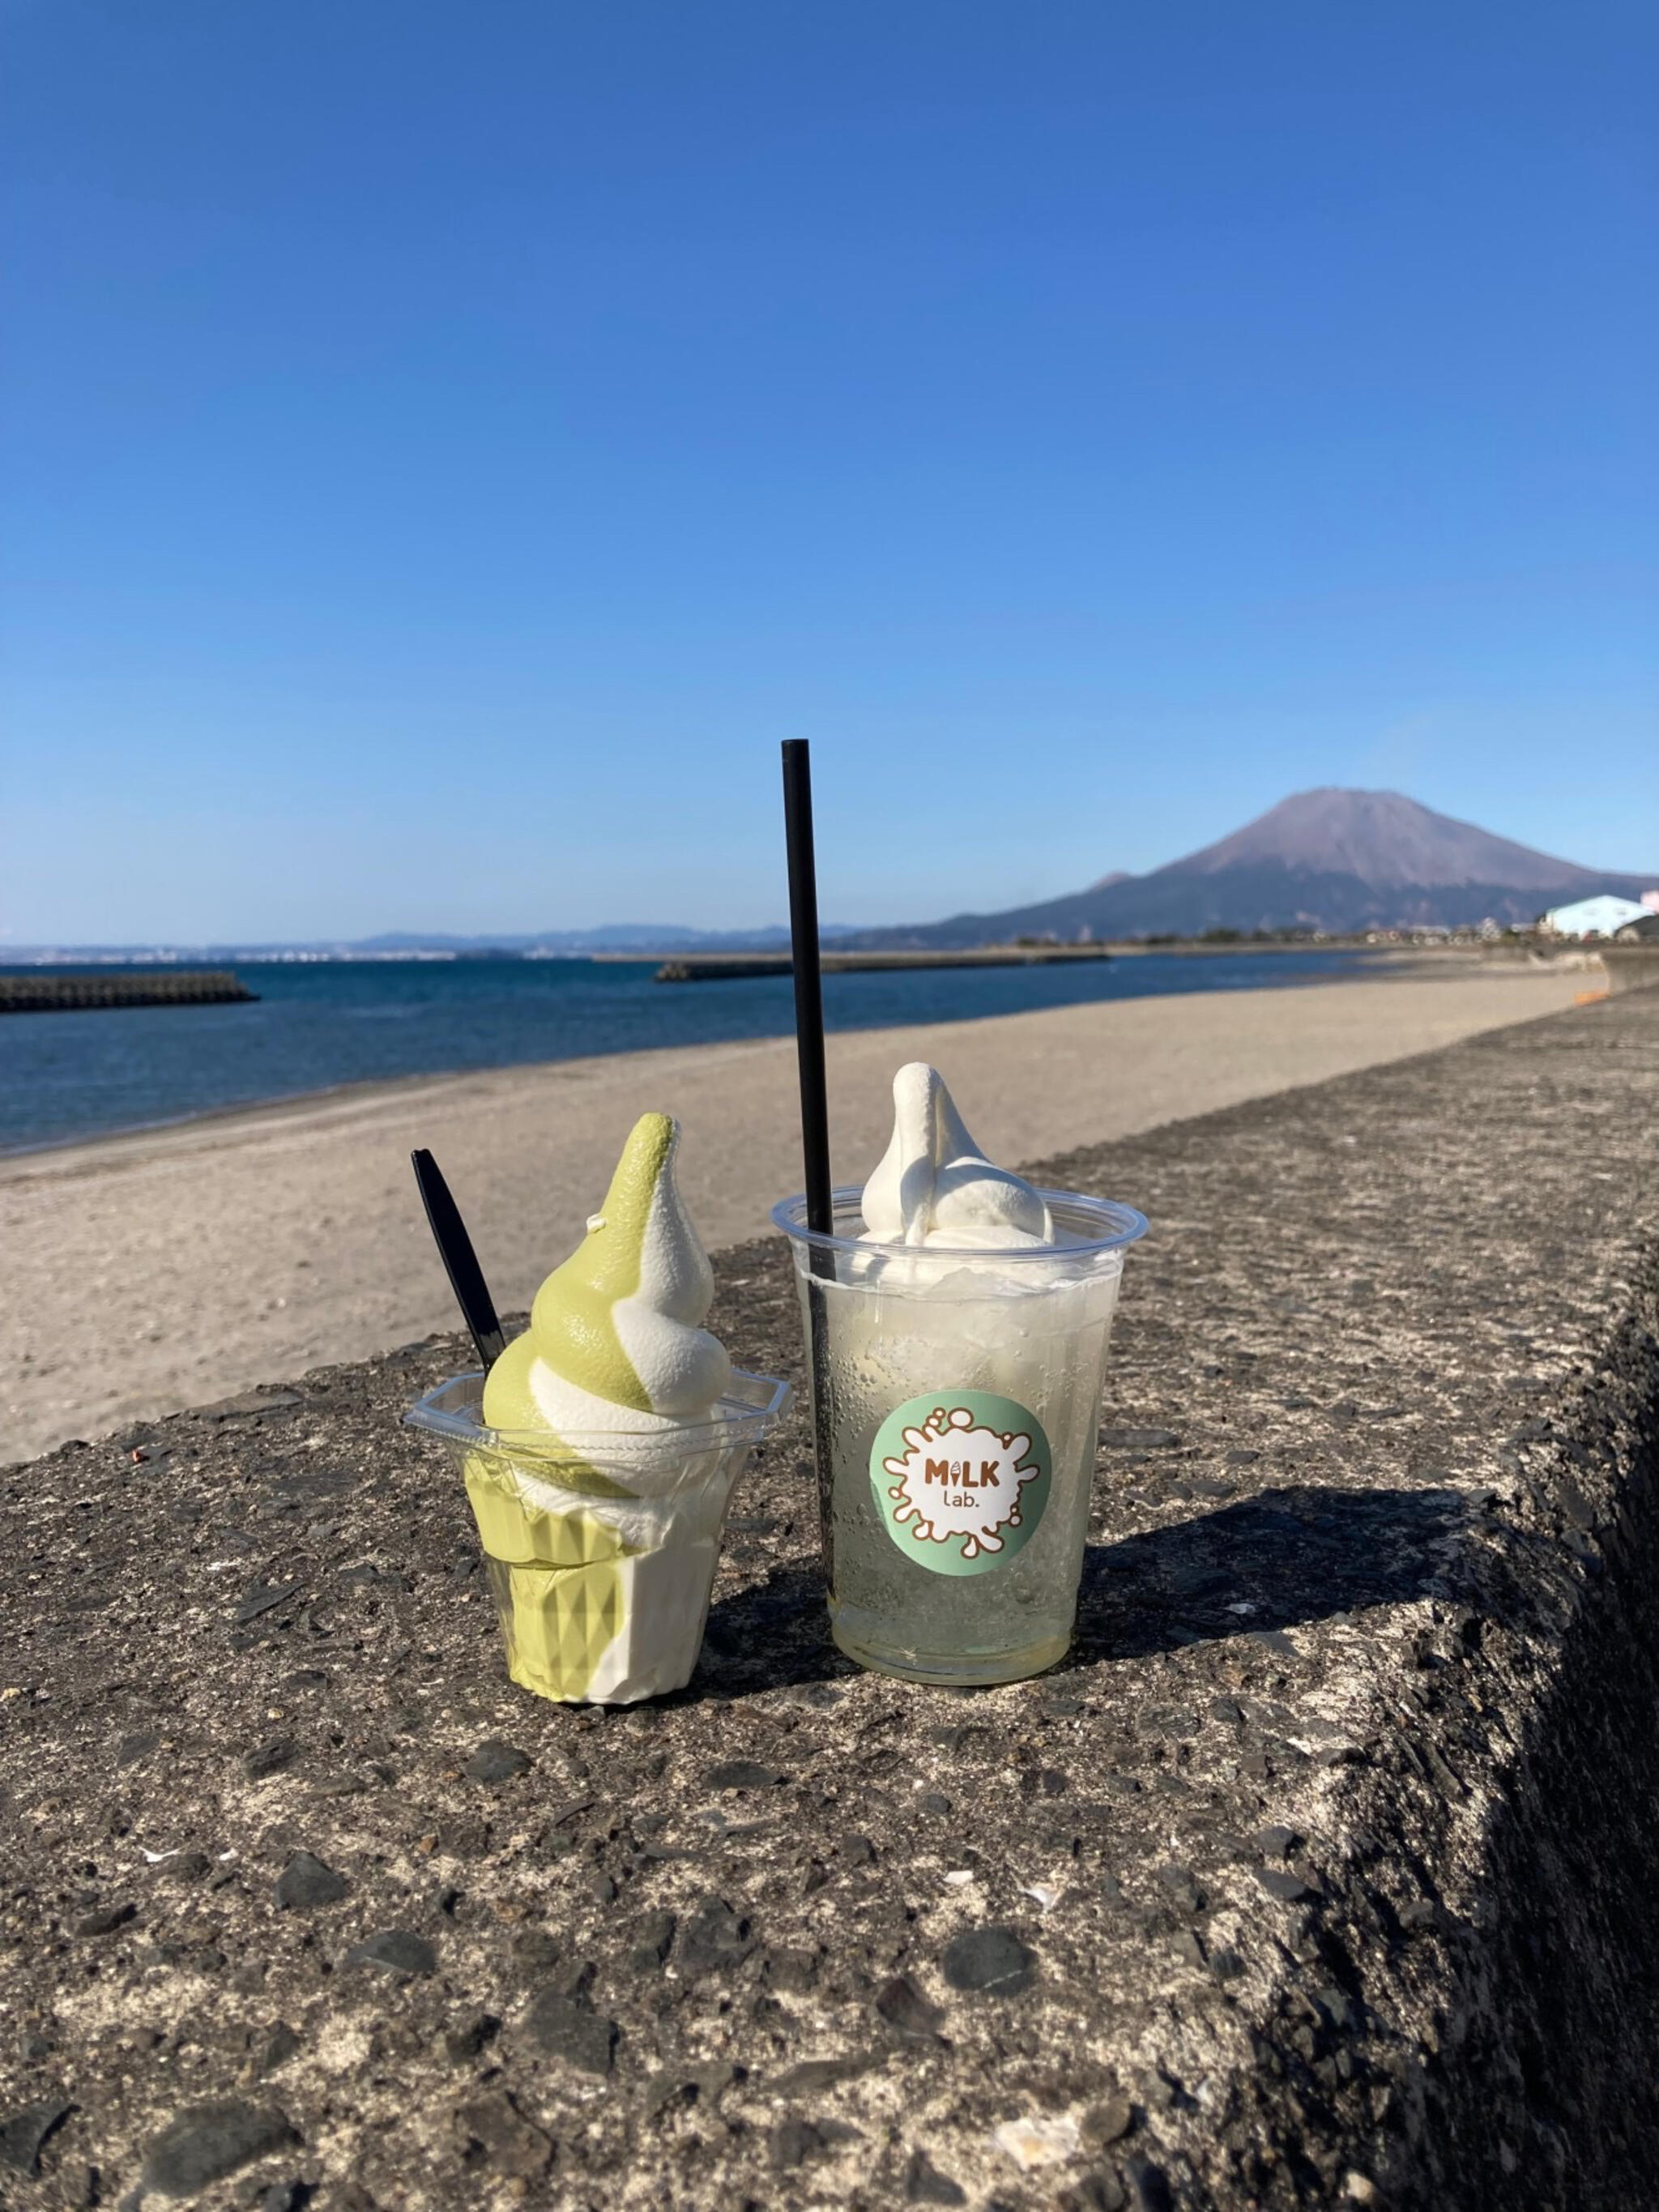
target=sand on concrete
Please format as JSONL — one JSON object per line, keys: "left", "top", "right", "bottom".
{"left": 0, "top": 967, "right": 1589, "bottom": 1463}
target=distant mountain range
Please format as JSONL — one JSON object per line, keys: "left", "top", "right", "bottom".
{"left": 5, "top": 922, "right": 863, "bottom": 963}
{"left": 345, "top": 924, "right": 863, "bottom": 955}
{"left": 842, "top": 789, "right": 1658, "bottom": 945}
{"left": 10, "top": 792, "right": 1652, "bottom": 963}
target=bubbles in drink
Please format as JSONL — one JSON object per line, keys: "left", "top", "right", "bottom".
{"left": 804, "top": 1266, "right": 1122, "bottom": 1683}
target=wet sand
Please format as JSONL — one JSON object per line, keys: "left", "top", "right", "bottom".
{"left": 0, "top": 967, "right": 1589, "bottom": 1462}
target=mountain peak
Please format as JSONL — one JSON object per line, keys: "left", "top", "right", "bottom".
{"left": 1171, "top": 788, "right": 1601, "bottom": 892}
{"left": 843, "top": 785, "right": 1653, "bottom": 946}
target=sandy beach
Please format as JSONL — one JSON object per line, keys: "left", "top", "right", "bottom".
{"left": 1, "top": 965, "right": 1590, "bottom": 1463}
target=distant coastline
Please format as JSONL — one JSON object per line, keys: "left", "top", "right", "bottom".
{"left": 0, "top": 923, "right": 1555, "bottom": 971}
{"left": 0, "top": 945, "right": 1405, "bottom": 1157}
{"left": 11, "top": 788, "right": 1652, "bottom": 971}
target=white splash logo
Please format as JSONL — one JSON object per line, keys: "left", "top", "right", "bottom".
{"left": 881, "top": 1404, "right": 1042, "bottom": 1560}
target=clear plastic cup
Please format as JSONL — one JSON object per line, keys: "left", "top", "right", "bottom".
{"left": 773, "top": 1186, "right": 1145, "bottom": 1686}
{"left": 405, "top": 1369, "right": 791, "bottom": 1705}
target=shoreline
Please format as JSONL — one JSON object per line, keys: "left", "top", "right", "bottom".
{"left": 0, "top": 944, "right": 1530, "bottom": 1167}
{"left": 1, "top": 965, "right": 1593, "bottom": 1463}
{"left": 0, "top": 1063, "right": 503, "bottom": 1168}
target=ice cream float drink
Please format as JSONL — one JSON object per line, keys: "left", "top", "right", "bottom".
{"left": 775, "top": 1064, "right": 1145, "bottom": 1686}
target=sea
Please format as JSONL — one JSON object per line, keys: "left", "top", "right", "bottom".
{"left": 0, "top": 950, "right": 1380, "bottom": 1155}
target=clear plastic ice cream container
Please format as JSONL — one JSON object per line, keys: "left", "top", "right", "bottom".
{"left": 406, "top": 1108, "right": 789, "bottom": 1704}
{"left": 406, "top": 1367, "right": 789, "bottom": 1704}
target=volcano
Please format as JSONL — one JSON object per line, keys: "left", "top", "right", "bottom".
{"left": 849, "top": 789, "right": 1655, "bottom": 944}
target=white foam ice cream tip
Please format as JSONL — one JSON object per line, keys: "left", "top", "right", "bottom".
{"left": 860, "top": 1063, "right": 1054, "bottom": 1249}
{"left": 616, "top": 1125, "right": 731, "bottom": 1417}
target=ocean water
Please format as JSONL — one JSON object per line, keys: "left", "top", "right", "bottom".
{"left": 0, "top": 950, "right": 1376, "bottom": 1154}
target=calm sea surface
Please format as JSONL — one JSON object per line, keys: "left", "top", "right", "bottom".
{"left": 0, "top": 950, "right": 1378, "bottom": 1154}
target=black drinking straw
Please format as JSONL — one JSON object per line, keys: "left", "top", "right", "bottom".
{"left": 783, "top": 741, "right": 838, "bottom": 1566}
{"left": 781, "top": 740, "right": 834, "bottom": 1240}
{"left": 411, "top": 1148, "right": 509, "bottom": 1371}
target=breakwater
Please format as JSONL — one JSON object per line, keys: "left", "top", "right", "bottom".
{"left": 0, "top": 969, "right": 256, "bottom": 1014}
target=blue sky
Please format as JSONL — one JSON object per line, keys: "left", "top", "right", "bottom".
{"left": 4, "top": 1, "right": 1654, "bottom": 943}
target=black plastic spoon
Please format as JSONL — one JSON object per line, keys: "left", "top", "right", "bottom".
{"left": 411, "top": 1148, "right": 508, "bottom": 1369}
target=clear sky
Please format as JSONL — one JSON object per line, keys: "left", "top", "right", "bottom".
{"left": 4, "top": 1, "right": 1655, "bottom": 944}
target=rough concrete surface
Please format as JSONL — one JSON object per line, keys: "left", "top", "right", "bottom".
{"left": 2, "top": 990, "right": 1656, "bottom": 2212}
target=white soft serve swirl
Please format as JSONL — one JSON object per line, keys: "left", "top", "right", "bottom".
{"left": 527, "top": 1121, "right": 731, "bottom": 1463}
{"left": 859, "top": 1063, "right": 1054, "bottom": 1249}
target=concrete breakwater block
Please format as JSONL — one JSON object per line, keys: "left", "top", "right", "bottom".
{"left": 0, "top": 969, "right": 256, "bottom": 1013}
{"left": 1, "top": 993, "right": 1655, "bottom": 2209}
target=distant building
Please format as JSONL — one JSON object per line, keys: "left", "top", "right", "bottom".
{"left": 1539, "top": 895, "right": 1651, "bottom": 939}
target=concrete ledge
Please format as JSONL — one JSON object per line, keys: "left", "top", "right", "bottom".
{"left": 2, "top": 993, "right": 1656, "bottom": 2210}
{"left": 1601, "top": 945, "right": 1659, "bottom": 993}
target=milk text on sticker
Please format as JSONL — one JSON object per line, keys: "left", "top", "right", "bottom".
{"left": 868, "top": 1389, "right": 1054, "bottom": 1576}
{"left": 881, "top": 1405, "right": 1042, "bottom": 1560}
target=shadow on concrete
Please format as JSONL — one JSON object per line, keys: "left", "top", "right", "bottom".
{"left": 1077, "top": 1482, "right": 1474, "bottom": 1662}
{"left": 693, "top": 1561, "right": 844, "bottom": 1697}
{"left": 692, "top": 1482, "right": 1473, "bottom": 1697}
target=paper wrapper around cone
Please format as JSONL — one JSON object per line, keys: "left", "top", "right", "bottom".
{"left": 461, "top": 1442, "right": 736, "bottom": 1706}
{"left": 405, "top": 1369, "right": 790, "bottom": 1707}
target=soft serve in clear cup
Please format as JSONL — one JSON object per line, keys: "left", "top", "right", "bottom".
{"left": 407, "top": 1113, "right": 788, "bottom": 1704}
{"left": 774, "top": 1063, "right": 1145, "bottom": 1685}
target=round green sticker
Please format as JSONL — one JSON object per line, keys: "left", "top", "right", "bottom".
{"left": 869, "top": 1390, "right": 1051, "bottom": 1577}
